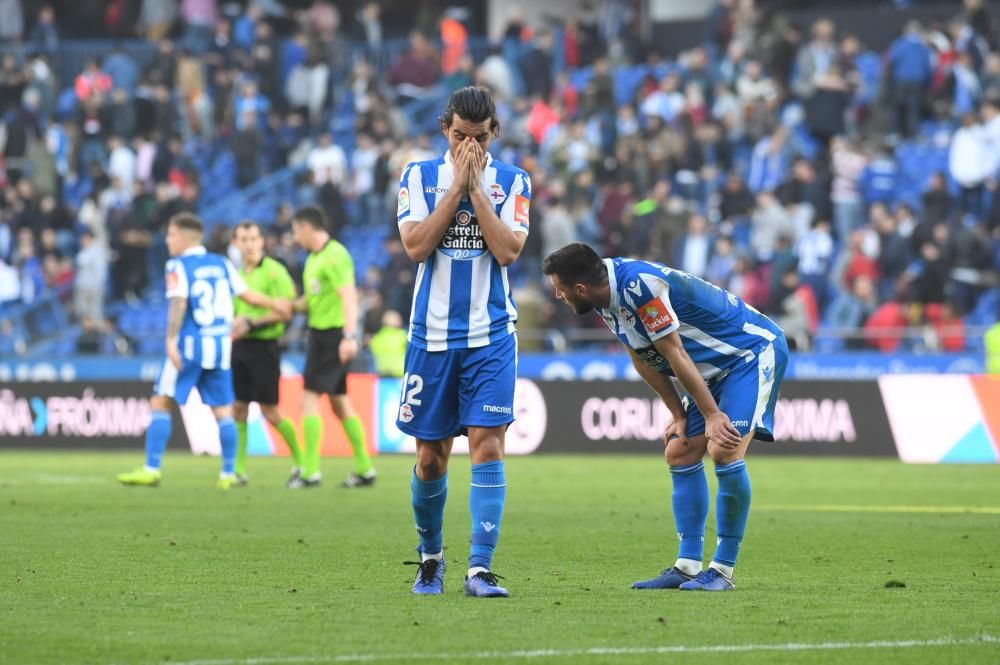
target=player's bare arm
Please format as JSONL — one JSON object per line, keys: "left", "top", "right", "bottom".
{"left": 238, "top": 289, "right": 292, "bottom": 319}
{"left": 233, "top": 305, "right": 292, "bottom": 340}
{"left": 165, "top": 296, "right": 187, "bottom": 369}
{"left": 627, "top": 348, "right": 688, "bottom": 446}
{"left": 337, "top": 283, "right": 359, "bottom": 364}
{"left": 652, "top": 332, "right": 742, "bottom": 448}
{"left": 467, "top": 141, "right": 526, "bottom": 266}
{"left": 399, "top": 140, "right": 472, "bottom": 263}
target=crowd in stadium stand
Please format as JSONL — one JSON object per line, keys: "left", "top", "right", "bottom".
{"left": 0, "top": 0, "right": 999, "bottom": 356}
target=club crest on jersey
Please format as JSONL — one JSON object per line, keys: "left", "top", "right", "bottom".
{"left": 310, "top": 278, "right": 321, "bottom": 295}
{"left": 456, "top": 210, "right": 473, "bottom": 226}
{"left": 398, "top": 403, "right": 414, "bottom": 423}
{"left": 514, "top": 195, "right": 530, "bottom": 225}
{"left": 488, "top": 183, "right": 506, "bottom": 204}
{"left": 397, "top": 187, "right": 410, "bottom": 216}
{"left": 638, "top": 298, "right": 673, "bottom": 332}
{"left": 626, "top": 280, "right": 642, "bottom": 296}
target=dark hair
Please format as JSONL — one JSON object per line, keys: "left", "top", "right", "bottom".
{"left": 291, "top": 205, "right": 327, "bottom": 230}
{"left": 234, "top": 220, "right": 262, "bottom": 234}
{"left": 438, "top": 86, "right": 500, "bottom": 135}
{"left": 542, "top": 243, "right": 607, "bottom": 286}
{"left": 169, "top": 212, "right": 204, "bottom": 236}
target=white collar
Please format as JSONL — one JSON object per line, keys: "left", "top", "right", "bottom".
{"left": 603, "top": 258, "right": 619, "bottom": 312}
{"left": 181, "top": 246, "right": 207, "bottom": 256}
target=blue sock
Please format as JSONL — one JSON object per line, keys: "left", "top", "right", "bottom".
{"left": 670, "top": 461, "right": 709, "bottom": 563}
{"left": 411, "top": 469, "right": 448, "bottom": 555}
{"left": 217, "top": 417, "right": 237, "bottom": 474}
{"left": 144, "top": 411, "right": 171, "bottom": 470}
{"left": 713, "top": 460, "right": 752, "bottom": 567}
{"left": 469, "top": 460, "right": 505, "bottom": 570}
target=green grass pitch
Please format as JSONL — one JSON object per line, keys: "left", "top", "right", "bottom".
{"left": 1, "top": 452, "right": 998, "bottom": 664}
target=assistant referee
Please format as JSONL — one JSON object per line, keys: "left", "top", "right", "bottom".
{"left": 290, "top": 206, "right": 376, "bottom": 489}
{"left": 231, "top": 221, "right": 301, "bottom": 487}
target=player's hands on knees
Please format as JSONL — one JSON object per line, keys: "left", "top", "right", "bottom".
{"left": 339, "top": 337, "right": 358, "bottom": 364}
{"left": 705, "top": 411, "right": 742, "bottom": 449}
{"left": 167, "top": 343, "right": 183, "bottom": 370}
{"left": 664, "top": 415, "right": 688, "bottom": 448}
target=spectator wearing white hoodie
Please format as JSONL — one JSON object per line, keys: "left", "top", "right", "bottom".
{"left": 949, "top": 112, "right": 990, "bottom": 217}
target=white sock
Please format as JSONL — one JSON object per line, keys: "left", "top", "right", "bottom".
{"left": 219, "top": 471, "right": 235, "bottom": 479}
{"left": 675, "top": 558, "right": 702, "bottom": 576}
{"left": 709, "top": 561, "right": 734, "bottom": 578}
{"left": 421, "top": 551, "right": 443, "bottom": 563}
{"left": 468, "top": 566, "right": 489, "bottom": 578}
{"left": 144, "top": 465, "right": 160, "bottom": 474}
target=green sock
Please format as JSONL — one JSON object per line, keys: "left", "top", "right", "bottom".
{"left": 275, "top": 418, "right": 303, "bottom": 468}
{"left": 234, "top": 420, "right": 248, "bottom": 476}
{"left": 342, "top": 416, "right": 374, "bottom": 476}
{"left": 303, "top": 415, "right": 323, "bottom": 478}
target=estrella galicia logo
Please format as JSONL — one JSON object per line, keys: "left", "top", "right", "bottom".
{"left": 439, "top": 208, "right": 486, "bottom": 260}
{"left": 30, "top": 397, "right": 46, "bottom": 435}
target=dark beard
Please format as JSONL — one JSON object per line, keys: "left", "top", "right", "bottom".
{"left": 573, "top": 301, "right": 594, "bottom": 315}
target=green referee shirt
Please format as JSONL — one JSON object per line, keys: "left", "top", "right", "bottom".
{"left": 233, "top": 256, "right": 296, "bottom": 340}
{"left": 303, "top": 239, "right": 354, "bottom": 330}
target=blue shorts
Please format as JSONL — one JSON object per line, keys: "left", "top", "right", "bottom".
{"left": 153, "top": 360, "right": 235, "bottom": 407}
{"left": 396, "top": 333, "right": 517, "bottom": 440}
{"left": 683, "top": 336, "right": 788, "bottom": 442}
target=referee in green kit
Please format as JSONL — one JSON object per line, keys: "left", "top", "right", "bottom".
{"left": 230, "top": 221, "right": 303, "bottom": 487}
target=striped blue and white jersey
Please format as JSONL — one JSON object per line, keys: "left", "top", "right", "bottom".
{"left": 599, "top": 258, "right": 784, "bottom": 383}
{"left": 397, "top": 151, "right": 531, "bottom": 351}
{"left": 165, "top": 246, "right": 246, "bottom": 370}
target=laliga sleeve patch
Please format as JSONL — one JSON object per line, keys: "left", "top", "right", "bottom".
{"left": 514, "top": 195, "right": 530, "bottom": 225}
{"left": 397, "top": 187, "right": 410, "bottom": 216}
{"left": 638, "top": 298, "right": 674, "bottom": 333}
{"left": 166, "top": 270, "right": 179, "bottom": 292}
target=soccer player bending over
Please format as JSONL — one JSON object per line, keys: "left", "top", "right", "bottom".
{"left": 118, "top": 213, "right": 291, "bottom": 489}
{"left": 543, "top": 243, "right": 788, "bottom": 591}
{"left": 230, "top": 221, "right": 300, "bottom": 487}
{"left": 290, "top": 206, "right": 376, "bottom": 489}
{"left": 396, "top": 87, "right": 531, "bottom": 597}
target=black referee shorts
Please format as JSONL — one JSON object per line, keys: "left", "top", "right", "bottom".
{"left": 303, "top": 327, "right": 348, "bottom": 396}
{"left": 232, "top": 339, "right": 282, "bottom": 405}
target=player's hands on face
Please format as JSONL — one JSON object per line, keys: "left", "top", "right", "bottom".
{"left": 451, "top": 137, "right": 471, "bottom": 191}
{"left": 705, "top": 411, "right": 743, "bottom": 449}
{"left": 664, "top": 414, "right": 688, "bottom": 448}
{"left": 467, "top": 140, "right": 484, "bottom": 192}
{"left": 339, "top": 337, "right": 358, "bottom": 364}
{"left": 167, "top": 342, "right": 183, "bottom": 370}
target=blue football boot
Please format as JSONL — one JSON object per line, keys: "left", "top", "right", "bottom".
{"left": 632, "top": 566, "right": 696, "bottom": 589}
{"left": 406, "top": 558, "right": 445, "bottom": 595}
{"left": 678, "top": 567, "right": 735, "bottom": 591}
{"left": 463, "top": 570, "right": 509, "bottom": 597}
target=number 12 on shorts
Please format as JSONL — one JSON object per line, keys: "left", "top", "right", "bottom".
{"left": 398, "top": 373, "right": 423, "bottom": 424}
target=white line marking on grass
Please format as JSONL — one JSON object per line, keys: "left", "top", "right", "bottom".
{"left": 756, "top": 504, "right": 1000, "bottom": 515}
{"left": 156, "top": 635, "right": 999, "bottom": 665}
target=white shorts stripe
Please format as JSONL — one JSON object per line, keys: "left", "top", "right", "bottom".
{"left": 752, "top": 343, "right": 776, "bottom": 429}
{"left": 743, "top": 321, "right": 777, "bottom": 342}
{"left": 201, "top": 336, "right": 217, "bottom": 369}
{"left": 157, "top": 360, "right": 178, "bottom": 398}
{"left": 220, "top": 336, "right": 232, "bottom": 370}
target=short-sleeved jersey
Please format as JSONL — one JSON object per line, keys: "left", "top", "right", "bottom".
{"left": 397, "top": 151, "right": 531, "bottom": 351}
{"left": 599, "top": 257, "right": 784, "bottom": 383}
{"left": 165, "top": 246, "right": 247, "bottom": 370}
{"left": 302, "top": 239, "right": 354, "bottom": 330}
{"left": 233, "top": 256, "right": 295, "bottom": 340}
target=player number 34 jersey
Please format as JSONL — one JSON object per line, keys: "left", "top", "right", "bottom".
{"left": 165, "top": 247, "right": 247, "bottom": 370}
{"left": 598, "top": 258, "right": 784, "bottom": 384}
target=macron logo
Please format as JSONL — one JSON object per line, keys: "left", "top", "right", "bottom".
{"left": 481, "top": 522, "right": 497, "bottom": 533}
{"left": 482, "top": 405, "right": 513, "bottom": 415}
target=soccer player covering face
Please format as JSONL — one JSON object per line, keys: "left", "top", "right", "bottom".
{"left": 396, "top": 87, "right": 531, "bottom": 597}
{"left": 117, "top": 214, "right": 292, "bottom": 489}
{"left": 544, "top": 243, "right": 789, "bottom": 591}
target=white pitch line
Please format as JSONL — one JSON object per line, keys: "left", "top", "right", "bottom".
{"left": 153, "top": 634, "right": 999, "bottom": 665}
{"left": 755, "top": 504, "right": 1000, "bottom": 515}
